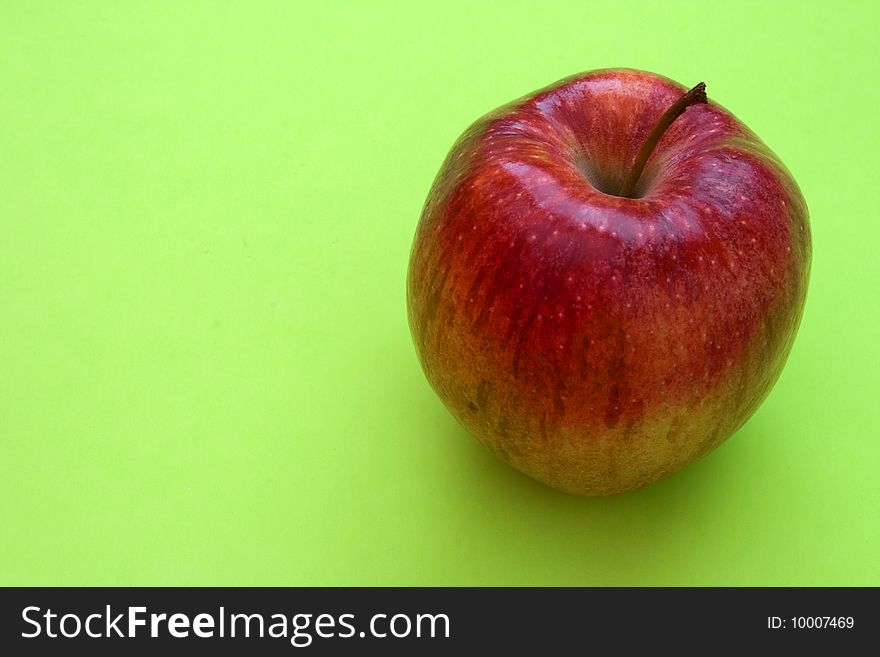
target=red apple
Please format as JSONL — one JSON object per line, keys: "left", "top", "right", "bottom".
{"left": 407, "top": 68, "right": 811, "bottom": 495}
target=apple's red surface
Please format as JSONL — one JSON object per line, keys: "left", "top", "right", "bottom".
{"left": 408, "top": 69, "right": 810, "bottom": 495}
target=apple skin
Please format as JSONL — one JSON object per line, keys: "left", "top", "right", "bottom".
{"left": 407, "top": 68, "right": 810, "bottom": 495}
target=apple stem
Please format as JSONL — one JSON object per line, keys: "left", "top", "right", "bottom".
{"left": 618, "top": 82, "right": 707, "bottom": 198}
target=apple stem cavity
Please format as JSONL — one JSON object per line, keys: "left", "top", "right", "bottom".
{"left": 618, "top": 82, "right": 708, "bottom": 198}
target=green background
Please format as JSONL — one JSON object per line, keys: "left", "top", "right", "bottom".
{"left": 2, "top": 1, "right": 877, "bottom": 586}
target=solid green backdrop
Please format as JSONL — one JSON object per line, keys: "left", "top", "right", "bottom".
{"left": 1, "top": 1, "right": 877, "bottom": 586}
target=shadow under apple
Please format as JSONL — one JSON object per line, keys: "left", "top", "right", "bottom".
{"left": 384, "top": 322, "right": 792, "bottom": 585}
{"left": 424, "top": 396, "right": 777, "bottom": 585}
